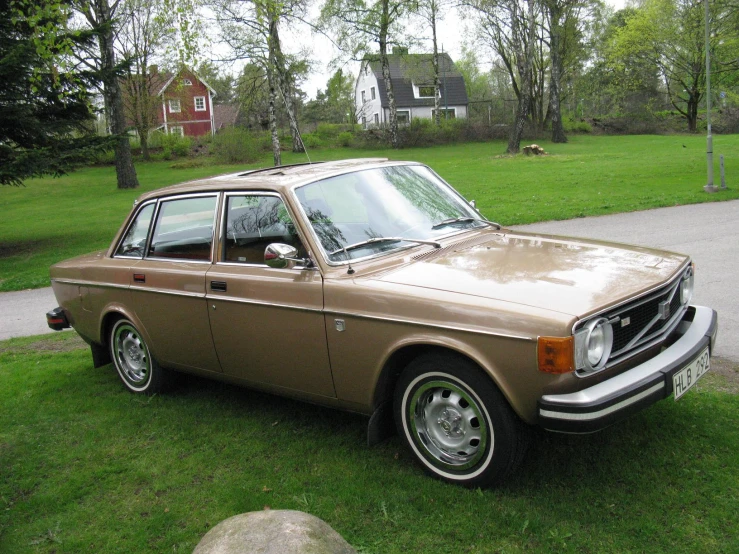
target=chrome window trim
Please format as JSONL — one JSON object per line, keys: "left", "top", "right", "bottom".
{"left": 289, "top": 163, "right": 493, "bottom": 268}
{"left": 220, "top": 190, "right": 313, "bottom": 268}
{"left": 145, "top": 192, "right": 220, "bottom": 263}
{"left": 214, "top": 261, "right": 317, "bottom": 271}
{"left": 112, "top": 199, "right": 158, "bottom": 260}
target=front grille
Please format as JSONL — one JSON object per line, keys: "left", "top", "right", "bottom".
{"left": 575, "top": 265, "right": 691, "bottom": 374}
{"left": 612, "top": 289, "right": 682, "bottom": 352}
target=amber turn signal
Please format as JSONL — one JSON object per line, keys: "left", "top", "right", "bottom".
{"left": 537, "top": 336, "right": 575, "bottom": 374}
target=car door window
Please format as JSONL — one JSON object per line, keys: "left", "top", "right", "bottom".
{"left": 115, "top": 203, "right": 155, "bottom": 258}
{"left": 148, "top": 196, "right": 217, "bottom": 261}
{"left": 224, "top": 194, "right": 306, "bottom": 264}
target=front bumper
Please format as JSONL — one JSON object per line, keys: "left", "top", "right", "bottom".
{"left": 538, "top": 305, "right": 718, "bottom": 433}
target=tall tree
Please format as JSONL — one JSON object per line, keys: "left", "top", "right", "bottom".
{"left": 320, "top": 0, "right": 414, "bottom": 148}
{"left": 413, "top": 0, "right": 450, "bottom": 125}
{"left": 613, "top": 0, "right": 739, "bottom": 131}
{"left": 469, "top": 0, "right": 539, "bottom": 153}
{"left": 72, "top": 0, "right": 139, "bottom": 189}
{"left": 214, "top": 0, "right": 307, "bottom": 162}
{"left": 117, "top": 0, "right": 176, "bottom": 160}
{"left": 1, "top": 0, "right": 111, "bottom": 186}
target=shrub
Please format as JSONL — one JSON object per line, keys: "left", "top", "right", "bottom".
{"left": 337, "top": 131, "right": 354, "bottom": 147}
{"left": 211, "top": 127, "right": 260, "bottom": 164}
{"left": 160, "top": 133, "right": 192, "bottom": 158}
{"left": 315, "top": 123, "right": 342, "bottom": 139}
{"left": 563, "top": 117, "right": 592, "bottom": 133}
{"left": 301, "top": 133, "right": 324, "bottom": 149}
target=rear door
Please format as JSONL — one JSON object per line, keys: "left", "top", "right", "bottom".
{"left": 130, "top": 193, "right": 222, "bottom": 373}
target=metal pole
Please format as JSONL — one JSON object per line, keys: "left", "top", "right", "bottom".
{"left": 704, "top": 0, "right": 717, "bottom": 192}
{"left": 720, "top": 154, "right": 726, "bottom": 189}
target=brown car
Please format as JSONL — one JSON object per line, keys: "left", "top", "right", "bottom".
{"left": 47, "top": 158, "right": 718, "bottom": 486}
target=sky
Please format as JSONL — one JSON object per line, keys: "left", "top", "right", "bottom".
{"left": 285, "top": 0, "right": 630, "bottom": 100}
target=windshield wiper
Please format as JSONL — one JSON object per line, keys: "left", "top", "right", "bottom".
{"left": 330, "top": 237, "right": 441, "bottom": 257}
{"left": 432, "top": 216, "right": 501, "bottom": 231}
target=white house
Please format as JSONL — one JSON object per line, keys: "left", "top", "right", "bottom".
{"left": 355, "top": 52, "right": 469, "bottom": 127}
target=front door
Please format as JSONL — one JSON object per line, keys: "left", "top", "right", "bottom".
{"left": 206, "top": 192, "right": 334, "bottom": 399}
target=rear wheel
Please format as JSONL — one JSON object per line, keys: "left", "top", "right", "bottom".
{"left": 394, "top": 353, "right": 528, "bottom": 487}
{"left": 110, "top": 319, "right": 169, "bottom": 394}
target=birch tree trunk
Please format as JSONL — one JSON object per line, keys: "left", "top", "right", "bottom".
{"left": 380, "top": 0, "right": 399, "bottom": 148}
{"left": 431, "top": 2, "right": 441, "bottom": 126}
{"left": 268, "top": 11, "right": 304, "bottom": 153}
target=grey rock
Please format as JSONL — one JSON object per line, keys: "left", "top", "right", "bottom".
{"left": 193, "top": 510, "right": 357, "bottom": 554}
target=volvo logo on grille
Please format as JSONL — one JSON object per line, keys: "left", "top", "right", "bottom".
{"left": 658, "top": 300, "right": 671, "bottom": 320}
{"left": 620, "top": 317, "right": 631, "bottom": 328}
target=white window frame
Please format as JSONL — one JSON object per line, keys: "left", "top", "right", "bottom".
{"left": 432, "top": 107, "right": 457, "bottom": 119}
{"left": 362, "top": 116, "right": 367, "bottom": 129}
{"left": 396, "top": 110, "right": 411, "bottom": 124}
{"left": 168, "top": 98, "right": 181, "bottom": 113}
{"left": 182, "top": 78, "right": 193, "bottom": 86}
{"left": 194, "top": 96, "right": 206, "bottom": 111}
{"left": 371, "top": 87, "right": 376, "bottom": 100}
{"left": 170, "top": 126, "right": 184, "bottom": 137}
{"left": 413, "top": 83, "right": 435, "bottom": 99}
{"left": 361, "top": 90, "right": 366, "bottom": 103}
{"left": 373, "top": 113, "right": 379, "bottom": 125}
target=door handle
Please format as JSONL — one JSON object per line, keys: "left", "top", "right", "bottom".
{"left": 133, "top": 273, "right": 145, "bottom": 283}
{"left": 210, "top": 280, "right": 227, "bottom": 292}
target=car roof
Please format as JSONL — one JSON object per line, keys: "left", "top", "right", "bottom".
{"left": 135, "top": 158, "right": 420, "bottom": 203}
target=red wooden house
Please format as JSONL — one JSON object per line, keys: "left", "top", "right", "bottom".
{"left": 155, "top": 69, "right": 217, "bottom": 137}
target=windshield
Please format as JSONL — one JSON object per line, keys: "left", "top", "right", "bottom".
{"left": 294, "top": 165, "right": 485, "bottom": 262}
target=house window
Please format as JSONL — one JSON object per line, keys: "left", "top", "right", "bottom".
{"left": 432, "top": 108, "right": 456, "bottom": 119}
{"left": 182, "top": 79, "right": 193, "bottom": 86}
{"left": 397, "top": 110, "right": 410, "bottom": 124}
{"left": 169, "top": 126, "right": 184, "bottom": 137}
{"left": 194, "top": 96, "right": 206, "bottom": 111}
{"left": 168, "top": 99, "right": 181, "bottom": 113}
{"left": 362, "top": 116, "right": 367, "bottom": 128}
{"left": 373, "top": 113, "right": 379, "bottom": 125}
{"left": 371, "top": 87, "right": 376, "bottom": 100}
{"left": 361, "top": 90, "right": 366, "bottom": 103}
{"left": 418, "top": 85, "right": 435, "bottom": 98}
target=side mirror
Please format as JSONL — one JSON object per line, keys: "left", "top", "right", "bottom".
{"left": 469, "top": 199, "right": 477, "bottom": 209}
{"left": 265, "top": 243, "right": 307, "bottom": 269}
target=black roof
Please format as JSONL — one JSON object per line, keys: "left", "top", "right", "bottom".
{"left": 365, "top": 53, "right": 468, "bottom": 109}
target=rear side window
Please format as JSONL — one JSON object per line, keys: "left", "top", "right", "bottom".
{"left": 115, "top": 203, "right": 155, "bottom": 258}
{"left": 148, "top": 196, "right": 217, "bottom": 261}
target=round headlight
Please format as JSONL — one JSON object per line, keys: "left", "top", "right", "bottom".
{"left": 584, "top": 318, "right": 613, "bottom": 371}
{"left": 680, "top": 270, "right": 694, "bottom": 305}
{"left": 588, "top": 324, "right": 606, "bottom": 366}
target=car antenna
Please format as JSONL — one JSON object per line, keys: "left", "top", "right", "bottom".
{"left": 342, "top": 246, "right": 355, "bottom": 275}
{"left": 277, "top": 83, "right": 312, "bottom": 165}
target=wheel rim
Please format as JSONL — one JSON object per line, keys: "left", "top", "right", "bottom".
{"left": 409, "top": 380, "right": 488, "bottom": 471}
{"left": 113, "top": 323, "right": 150, "bottom": 385}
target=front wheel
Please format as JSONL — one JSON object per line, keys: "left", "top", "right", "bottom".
{"left": 110, "top": 318, "right": 169, "bottom": 394}
{"left": 394, "top": 353, "right": 528, "bottom": 487}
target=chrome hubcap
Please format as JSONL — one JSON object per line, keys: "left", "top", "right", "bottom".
{"left": 410, "top": 380, "right": 487, "bottom": 470}
{"left": 114, "top": 324, "right": 149, "bottom": 384}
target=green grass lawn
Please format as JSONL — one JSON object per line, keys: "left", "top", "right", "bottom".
{"left": 1, "top": 333, "right": 738, "bottom": 553}
{"left": 1, "top": 134, "right": 738, "bottom": 292}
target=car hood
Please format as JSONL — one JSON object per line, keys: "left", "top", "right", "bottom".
{"left": 375, "top": 231, "right": 688, "bottom": 317}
